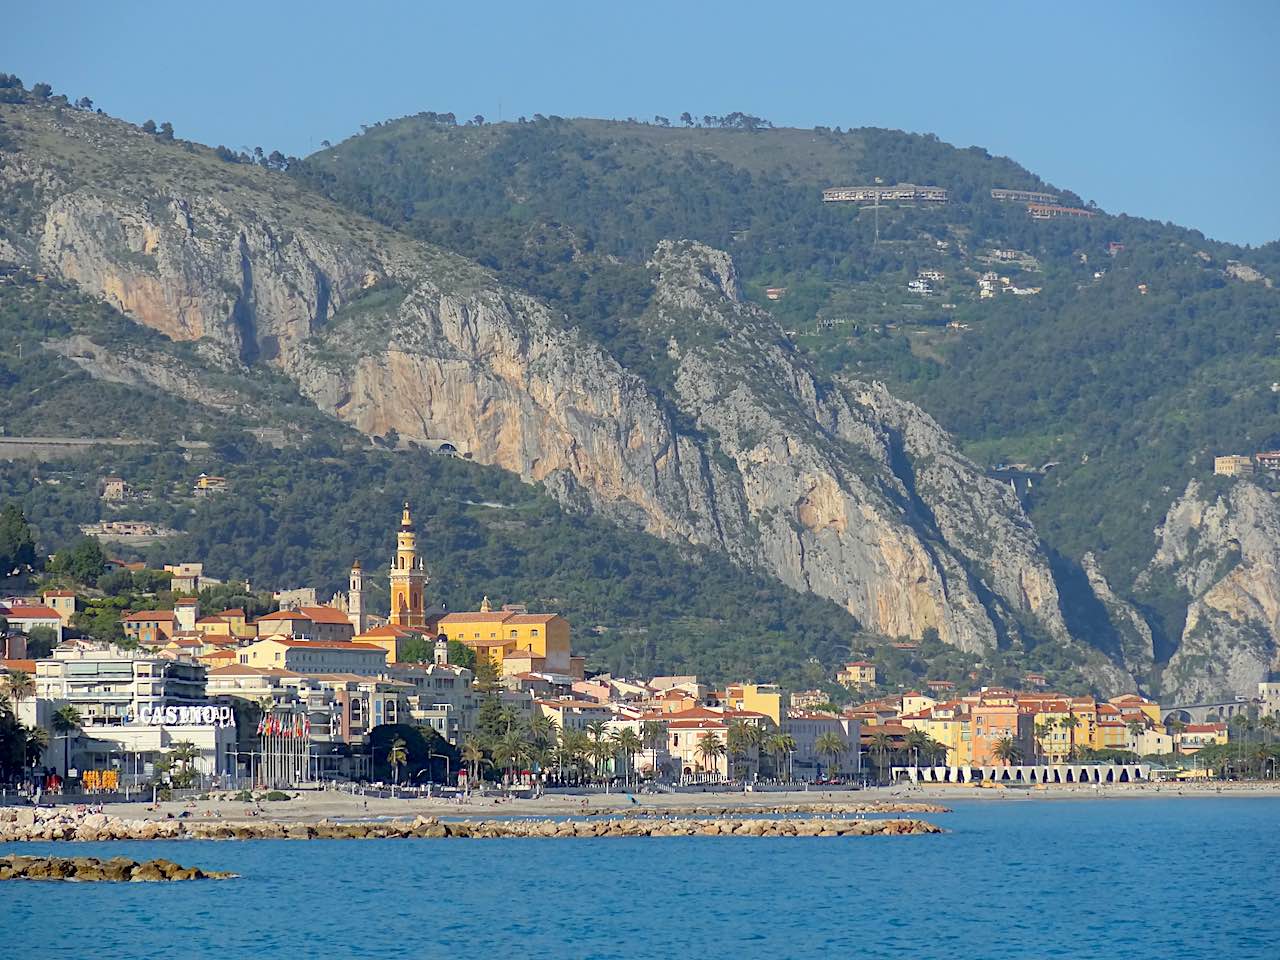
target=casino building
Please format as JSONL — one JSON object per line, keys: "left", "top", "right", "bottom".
{"left": 24, "top": 641, "right": 236, "bottom": 784}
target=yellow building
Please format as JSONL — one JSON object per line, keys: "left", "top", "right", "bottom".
{"left": 1108, "top": 694, "right": 1162, "bottom": 727}
{"left": 41, "top": 590, "right": 77, "bottom": 626}
{"left": 212, "top": 608, "right": 256, "bottom": 639}
{"left": 1213, "top": 455, "right": 1254, "bottom": 477}
{"left": 722, "top": 683, "right": 782, "bottom": 726}
{"left": 837, "top": 661, "right": 877, "bottom": 688}
{"left": 238, "top": 637, "right": 387, "bottom": 675}
{"left": 1069, "top": 697, "right": 1100, "bottom": 751}
{"left": 900, "top": 700, "right": 972, "bottom": 766}
{"left": 194, "top": 615, "right": 234, "bottom": 639}
{"left": 901, "top": 691, "right": 938, "bottom": 717}
{"left": 388, "top": 503, "right": 429, "bottom": 628}
{"left": 1017, "top": 696, "right": 1073, "bottom": 763}
{"left": 438, "top": 597, "right": 572, "bottom": 675}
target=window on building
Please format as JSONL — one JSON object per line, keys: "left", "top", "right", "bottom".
{"left": 531, "top": 629, "right": 539, "bottom": 637}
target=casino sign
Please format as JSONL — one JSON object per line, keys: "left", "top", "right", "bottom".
{"left": 133, "top": 704, "right": 236, "bottom": 728}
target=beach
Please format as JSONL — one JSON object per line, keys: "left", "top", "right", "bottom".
{"left": 70, "top": 778, "right": 1280, "bottom": 825}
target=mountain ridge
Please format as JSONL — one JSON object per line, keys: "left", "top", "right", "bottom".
{"left": 2, "top": 92, "right": 1277, "bottom": 698}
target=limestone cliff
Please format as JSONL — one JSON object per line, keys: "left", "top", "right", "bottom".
{"left": 0, "top": 101, "right": 1134, "bottom": 687}
{"left": 1141, "top": 480, "right": 1280, "bottom": 701}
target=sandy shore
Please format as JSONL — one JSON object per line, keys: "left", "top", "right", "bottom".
{"left": 76, "top": 780, "right": 1280, "bottom": 825}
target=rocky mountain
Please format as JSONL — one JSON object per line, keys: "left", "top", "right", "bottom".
{"left": 1, "top": 95, "right": 1273, "bottom": 697}
{"left": 1140, "top": 480, "right": 1280, "bottom": 702}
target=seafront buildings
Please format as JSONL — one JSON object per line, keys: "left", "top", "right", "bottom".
{"left": 1, "top": 502, "right": 1273, "bottom": 791}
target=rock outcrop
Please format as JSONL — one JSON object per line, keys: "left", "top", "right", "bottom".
{"left": 1141, "top": 480, "right": 1280, "bottom": 700}
{"left": 1081, "top": 551, "right": 1156, "bottom": 680}
{"left": 0, "top": 855, "right": 235, "bottom": 882}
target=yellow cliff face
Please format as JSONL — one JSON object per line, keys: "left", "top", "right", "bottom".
{"left": 796, "top": 474, "right": 849, "bottom": 534}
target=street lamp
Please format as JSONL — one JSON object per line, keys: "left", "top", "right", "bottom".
{"left": 429, "top": 752, "right": 451, "bottom": 784}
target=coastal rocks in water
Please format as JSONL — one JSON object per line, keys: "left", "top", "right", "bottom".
{"left": 0, "top": 807, "right": 942, "bottom": 842}
{"left": 0, "top": 855, "right": 236, "bottom": 882}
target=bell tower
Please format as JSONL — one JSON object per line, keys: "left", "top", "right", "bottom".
{"left": 388, "top": 502, "right": 427, "bottom": 627}
{"left": 347, "top": 559, "right": 368, "bottom": 634}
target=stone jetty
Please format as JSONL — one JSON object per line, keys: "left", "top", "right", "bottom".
{"left": 0, "top": 807, "right": 942, "bottom": 841}
{"left": 0, "top": 854, "right": 236, "bottom": 882}
{"left": 634, "top": 801, "right": 951, "bottom": 817}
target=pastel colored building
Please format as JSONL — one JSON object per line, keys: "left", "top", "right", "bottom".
{"left": 121, "top": 610, "right": 176, "bottom": 646}
{"left": 439, "top": 601, "right": 572, "bottom": 675}
{"left": 256, "top": 606, "right": 356, "bottom": 643}
{"left": 237, "top": 637, "right": 387, "bottom": 676}
{"left": 41, "top": 590, "right": 77, "bottom": 626}
{"left": 837, "top": 660, "right": 877, "bottom": 688}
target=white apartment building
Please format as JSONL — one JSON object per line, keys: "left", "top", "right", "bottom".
{"left": 783, "top": 711, "right": 861, "bottom": 780}
{"left": 28, "top": 642, "right": 234, "bottom": 780}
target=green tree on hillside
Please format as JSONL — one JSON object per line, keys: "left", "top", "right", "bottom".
{"left": 48, "top": 537, "right": 106, "bottom": 587}
{"left": 0, "top": 503, "right": 37, "bottom": 576}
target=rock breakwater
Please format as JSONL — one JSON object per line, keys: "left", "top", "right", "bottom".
{"left": 0, "top": 855, "right": 235, "bottom": 882}
{"left": 0, "top": 808, "right": 942, "bottom": 841}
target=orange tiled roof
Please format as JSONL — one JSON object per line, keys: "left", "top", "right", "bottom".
{"left": 297, "top": 605, "right": 355, "bottom": 625}
{"left": 439, "top": 611, "right": 515, "bottom": 624}
{"left": 506, "top": 613, "right": 557, "bottom": 624}
{"left": 2, "top": 604, "right": 63, "bottom": 619}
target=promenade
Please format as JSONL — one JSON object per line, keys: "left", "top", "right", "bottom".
{"left": 41, "top": 779, "right": 1280, "bottom": 827}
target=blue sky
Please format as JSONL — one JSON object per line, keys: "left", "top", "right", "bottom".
{"left": 4, "top": 0, "right": 1277, "bottom": 245}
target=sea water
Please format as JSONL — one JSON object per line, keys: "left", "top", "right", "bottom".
{"left": 2, "top": 798, "right": 1276, "bottom": 959}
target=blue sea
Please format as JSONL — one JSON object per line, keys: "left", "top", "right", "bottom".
{"left": 2, "top": 798, "right": 1276, "bottom": 959}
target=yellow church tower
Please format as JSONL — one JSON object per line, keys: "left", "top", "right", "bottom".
{"left": 388, "top": 502, "right": 427, "bottom": 627}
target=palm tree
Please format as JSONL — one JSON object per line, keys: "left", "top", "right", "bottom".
{"left": 589, "top": 734, "right": 617, "bottom": 784}
{"left": 868, "top": 730, "right": 894, "bottom": 783}
{"left": 923, "top": 735, "right": 949, "bottom": 766}
{"left": 992, "top": 736, "right": 1022, "bottom": 765}
{"left": 904, "top": 728, "right": 930, "bottom": 768}
{"left": 640, "top": 720, "right": 667, "bottom": 776}
{"left": 24, "top": 725, "right": 49, "bottom": 768}
{"left": 585, "top": 720, "right": 610, "bottom": 781}
{"left": 4, "top": 669, "right": 35, "bottom": 711}
{"left": 815, "top": 731, "right": 847, "bottom": 779}
{"left": 461, "top": 737, "right": 485, "bottom": 786}
{"left": 1032, "top": 721, "right": 1050, "bottom": 763}
{"left": 1126, "top": 720, "right": 1146, "bottom": 749}
{"left": 765, "top": 732, "right": 796, "bottom": 780}
{"left": 726, "top": 720, "right": 763, "bottom": 780}
{"left": 169, "top": 740, "right": 199, "bottom": 787}
{"left": 51, "top": 704, "right": 82, "bottom": 776}
{"left": 387, "top": 737, "right": 408, "bottom": 784}
{"left": 1258, "top": 714, "right": 1277, "bottom": 742}
{"left": 497, "top": 729, "right": 531, "bottom": 783}
{"left": 695, "top": 732, "right": 726, "bottom": 778}
{"left": 1059, "top": 714, "right": 1081, "bottom": 754}
{"left": 558, "top": 729, "right": 591, "bottom": 784}
{"left": 1167, "top": 717, "right": 1187, "bottom": 754}
{"left": 527, "top": 714, "right": 558, "bottom": 751}
{"left": 613, "top": 728, "right": 643, "bottom": 787}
